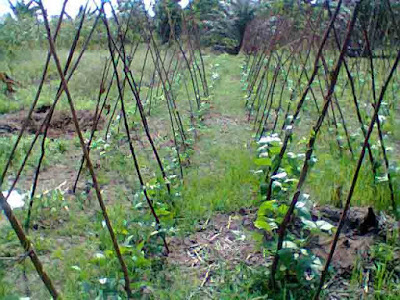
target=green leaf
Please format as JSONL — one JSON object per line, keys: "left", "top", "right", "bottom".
{"left": 272, "top": 180, "right": 283, "bottom": 192}
{"left": 271, "top": 171, "right": 287, "bottom": 180}
{"left": 300, "top": 217, "right": 317, "bottom": 229}
{"left": 278, "top": 248, "right": 295, "bottom": 266}
{"left": 311, "top": 257, "right": 323, "bottom": 272}
{"left": 316, "top": 220, "right": 334, "bottom": 231}
{"left": 271, "top": 156, "right": 281, "bottom": 171}
{"left": 155, "top": 207, "right": 171, "bottom": 216}
{"left": 258, "top": 200, "right": 275, "bottom": 216}
{"left": 254, "top": 157, "right": 272, "bottom": 166}
{"left": 254, "top": 218, "right": 271, "bottom": 231}
{"left": 296, "top": 194, "right": 312, "bottom": 219}
{"left": 71, "top": 265, "right": 81, "bottom": 271}
{"left": 282, "top": 241, "right": 298, "bottom": 249}
{"left": 277, "top": 204, "right": 289, "bottom": 216}
{"left": 260, "top": 183, "right": 268, "bottom": 195}
{"left": 136, "top": 240, "right": 145, "bottom": 251}
{"left": 120, "top": 246, "right": 131, "bottom": 255}
{"left": 269, "top": 145, "right": 281, "bottom": 155}
{"left": 375, "top": 175, "right": 389, "bottom": 183}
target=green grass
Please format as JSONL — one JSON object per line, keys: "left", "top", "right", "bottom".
{"left": 350, "top": 229, "right": 400, "bottom": 299}
{"left": 175, "top": 54, "right": 259, "bottom": 230}
{"left": 0, "top": 50, "right": 262, "bottom": 299}
{"left": 0, "top": 48, "right": 399, "bottom": 299}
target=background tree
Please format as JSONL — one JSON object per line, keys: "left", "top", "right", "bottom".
{"left": 154, "top": 0, "right": 182, "bottom": 44}
{"left": 112, "top": 0, "right": 145, "bottom": 43}
{"left": 7, "top": 0, "right": 39, "bottom": 19}
{"left": 194, "top": 0, "right": 257, "bottom": 54}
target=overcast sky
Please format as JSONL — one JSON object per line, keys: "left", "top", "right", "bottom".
{"left": 0, "top": 0, "right": 190, "bottom": 17}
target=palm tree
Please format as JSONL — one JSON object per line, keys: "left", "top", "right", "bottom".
{"left": 205, "top": 0, "right": 257, "bottom": 54}
{"left": 228, "top": 0, "right": 257, "bottom": 52}
{"left": 8, "top": 0, "right": 39, "bottom": 19}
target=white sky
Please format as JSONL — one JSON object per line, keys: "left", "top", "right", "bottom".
{"left": 0, "top": 0, "right": 189, "bottom": 18}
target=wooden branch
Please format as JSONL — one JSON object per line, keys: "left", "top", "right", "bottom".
{"left": 0, "top": 192, "right": 59, "bottom": 299}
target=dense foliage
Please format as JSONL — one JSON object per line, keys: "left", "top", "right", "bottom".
{"left": 1, "top": 0, "right": 399, "bottom": 56}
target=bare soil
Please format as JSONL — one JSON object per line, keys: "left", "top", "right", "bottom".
{"left": 168, "top": 208, "right": 266, "bottom": 268}
{"left": 167, "top": 205, "right": 398, "bottom": 296}
{"left": 203, "top": 111, "right": 248, "bottom": 127}
{"left": 0, "top": 105, "right": 104, "bottom": 138}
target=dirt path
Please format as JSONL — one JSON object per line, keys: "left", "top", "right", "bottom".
{"left": 174, "top": 55, "right": 257, "bottom": 223}
{"left": 190, "top": 54, "right": 254, "bottom": 173}
{"left": 166, "top": 55, "right": 265, "bottom": 292}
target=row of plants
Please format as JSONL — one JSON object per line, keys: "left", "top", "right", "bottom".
{"left": 0, "top": 0, "right": 223, "bottom": 293}
{"left": 243, "top": 0, "right": 400, "bottom": 298}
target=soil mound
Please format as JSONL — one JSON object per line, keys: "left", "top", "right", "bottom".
{"left": 0, "top": 105, "right": 104, "bottom": 138}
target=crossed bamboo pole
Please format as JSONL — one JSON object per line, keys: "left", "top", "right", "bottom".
{"left": 270, "top": 1, "right": 361, "bottom": 287}
{"left": 314, "top": 48, "right": 400, "bottom": 300}
{"left": 244, "top": 0, "right": 398, "bottom": 294}
{"left": 1, "top": 0, "right": 210, "bottom": 297}
{"left": 0, "top": 190, "right": 60, "bottom": 298}
{"left": 38, "top": 0, "right": 133, "bottom": 296}
{"left": 263, "top": 0, "right": 344, "bottom": 202}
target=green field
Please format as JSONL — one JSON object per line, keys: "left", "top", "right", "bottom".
{"left": 1, "top": 1, "right": 400, "bottom": 299}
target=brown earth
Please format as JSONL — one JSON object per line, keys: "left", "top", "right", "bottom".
{"left": 0, "top": 105, "right": 104, "bottom": 138}
{"left": 167, "top": 205, "right": 398, "bottom": 297}
{"left": 168, "top": 208, "right": 266, "bottom": 269}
